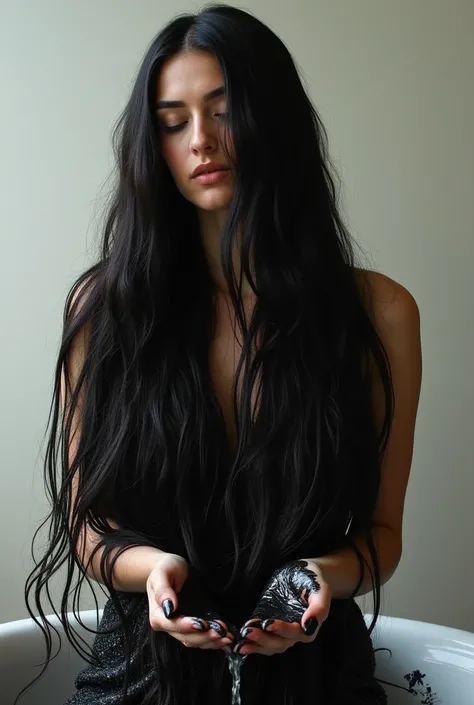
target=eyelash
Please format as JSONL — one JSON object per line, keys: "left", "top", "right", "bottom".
{"left": 161, "top": 112, "right": 228, "bottom": 134}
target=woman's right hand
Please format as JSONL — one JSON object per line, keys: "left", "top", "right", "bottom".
{"left": 146, "top": 552, "right": 234, "bottom": 650}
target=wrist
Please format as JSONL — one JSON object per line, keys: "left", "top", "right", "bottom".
{"left": 107, "top": 545, "right": 165, "bottom": 593}
{"left": 304, "top": 552, "right": 360, "bottom": 600}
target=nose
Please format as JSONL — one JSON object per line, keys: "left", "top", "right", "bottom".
{"left": 190, "top": 116, "right": 217, "bottom": 155}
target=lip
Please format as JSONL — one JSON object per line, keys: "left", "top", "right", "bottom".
{"left": 194, "top": 170, "right": 229, "bottom": 185}
{"left": 191, "top": 162, "right": 229, "bottom": 179}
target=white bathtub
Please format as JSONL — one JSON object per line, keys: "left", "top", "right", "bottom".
{"left": 0, "top": 611, "right": 473, "bottom": 704}
{"left": 366, "top": 614, "right": 474, "bottom": 704}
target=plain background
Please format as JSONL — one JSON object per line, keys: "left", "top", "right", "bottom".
{"left": 1, "top": 0, "right": 473, "bottom": 630}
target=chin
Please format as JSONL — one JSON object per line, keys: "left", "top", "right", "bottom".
{"left": 198, "top": 200, "right": 232, "bottom": 212}
{"left": 194, "top": 191, "right": 233, "bottom": 212}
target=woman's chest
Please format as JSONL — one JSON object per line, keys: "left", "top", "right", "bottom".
{"left": 208, "top": 294, "right": 256, "bottom": 448}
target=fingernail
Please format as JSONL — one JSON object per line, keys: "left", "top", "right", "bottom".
{"left": 162, "top": 599, "right": 174, "bottom": 619}
{"left": 240, "top": 627, "right": 252, "bottom": 638}
{"left": 191, "top": 618, "right": 206, "bottom": 631}
{"left": 235, "top": 641, "right": 247, "bottom": 655}
{"left": 262, "top": 619, "right": 275, "bottom": 631}
{"left": 303, "top": 617, "right": 318, "bottom": 636}
{"left": 208, "top": 620, "right": 226, "bottom": 637}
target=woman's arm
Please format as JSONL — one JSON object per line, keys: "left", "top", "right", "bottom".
{"left": 62, "top": 289, "right": 166, "bottom": 593}
{"left": 75, "top": 512, "right": 164, "bottom": 592}
{"left": 308, "top": 273, "right": 422, "bottom": 598}
{"left": 236, "top": 272, "right": 422, "bottom": 656}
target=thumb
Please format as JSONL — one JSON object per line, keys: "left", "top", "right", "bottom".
{"left": 149, "top": 553, "right": 188, "bottom": 619}
{"left": 148, "top": 572, "right": 180, "bottom": 620}
{"left": 301, "top": 583, "right": 331, "bottom": 636}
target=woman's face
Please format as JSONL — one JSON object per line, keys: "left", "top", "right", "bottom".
{"left": 155, "top": 50, "right": 234, "bottom": 213}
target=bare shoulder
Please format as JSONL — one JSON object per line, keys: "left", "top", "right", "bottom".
{"left": 62, "top": 270, "right": 101, "bottom": 392}
{"left": 66, "top": 268, "right": 100, "bottom": 321}
{"left": 355, "top": 268, "right": 420, "bottom": 340}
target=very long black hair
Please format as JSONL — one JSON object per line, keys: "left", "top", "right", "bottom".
{"left": 24, "top": 5, "right": 393, "bottom": 704}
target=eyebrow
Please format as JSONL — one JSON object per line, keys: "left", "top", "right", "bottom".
{"left": 155, "top": 86, "right": 225, "bottom": 110}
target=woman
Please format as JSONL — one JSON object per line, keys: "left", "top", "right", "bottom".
{"left": 25, "top": 4, "right": 422, "bottom": 704}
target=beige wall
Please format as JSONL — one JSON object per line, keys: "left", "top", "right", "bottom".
{"left": 1, "top": 0, "right": 473, "bottom": 630}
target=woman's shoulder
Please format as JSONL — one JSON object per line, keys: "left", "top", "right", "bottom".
{"left": 354, "top": 267, "right": 420, "bottom": 335}
{"left": 65, "top": 263, "right": 104, "bottom": 321}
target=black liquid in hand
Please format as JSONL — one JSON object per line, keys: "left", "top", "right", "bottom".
{"left": 246, "top": 559, "right": 320, "bottom": 628}
{"left": 177, "top": 561, "right": 321, "bottom": 705}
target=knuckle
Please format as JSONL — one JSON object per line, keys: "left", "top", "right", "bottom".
{"left": 316, "top": 606, "right": 329, "bottom": 622}
{"left": 171, "top": 619, "right": 187, "bottom": 635}
{"left": 149, "top": 619, "right": 163, "bottom": 632}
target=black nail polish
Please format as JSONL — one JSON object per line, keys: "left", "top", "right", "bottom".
{"left": 191, "top": 618, "right": 206, "bottom": 631}
{"left": 235, "top": 640, "right": 247, "bottom": 655}
{"left": 262, "top": 619, "right": 275, "bottom": 631}
{"left": 302, "top": 617, "right": 318, "bottom": 636}
{"left": 240, "top": 627, "right": 252, "bottom": 638}
{"left": 208, "top": 620, "right": 226, "bottom": 637}
{"left": 162, "top": 599, "right": 174, "bottom": 619}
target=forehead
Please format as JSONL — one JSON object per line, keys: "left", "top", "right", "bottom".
{"left": 156, "top": 50, "right": 224, "bottom": 101}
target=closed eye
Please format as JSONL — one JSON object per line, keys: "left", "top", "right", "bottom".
{"left": 159, "top": 112, "right": 228, "bottom": 134}
{"left": 160, "top": 122, "right": 187, "bottom": 134}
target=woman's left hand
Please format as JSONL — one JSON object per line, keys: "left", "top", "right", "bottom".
{"left": 234, "top": 559, "right": 332, "bottom": 657}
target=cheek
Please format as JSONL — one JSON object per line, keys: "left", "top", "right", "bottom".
{"left": 161, "top": 141, "right": 187, "bottom": 183}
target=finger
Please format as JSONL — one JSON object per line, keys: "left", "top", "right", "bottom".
{"left": 171, "top": 631, "right": 229, "bottom": 647}
{"left": 158, "top": 614, "right": 236, "bottom": 650}
{"left": 177, "top": 619, "right": 236, "bottom": 647}
{"left": 147, "top": 580, "right": 179, "bottom": 622}
{"left": 180, "top": 616, "right": 211, "bottom": 632}
{"left": 148, "top": 602, "right": 206, "bottom": 634}
{"left": 154, "top": 614, "right": 216, "bottom": 637}
{"left": 200, "top": 637, "right": 234, "bottom": 651}
{"left": 300, "top": 584, "right": 331, "bottom": 638}
{"left": 206, "top": 619, "right": 231, "bottom": 638}
{"left": 242, "top": 618, "right": 263, "bottom": 630}
{"left": 174, "top": 615, "right": 232, "bottom": 638}
{"left": 171, "top": 630, "right": 233, "bottom": 650}
{"left": 260, "top": 620, "right": 301, "bottom": 640}
{"left": 148, "top": 598, "right": 178, "bottom": 632}
{"left": 170, "top": 627, "right": 227, "bottom": 645}
{"left": 236, "top": 639, "right": 288, "bottom": 657}
{"left": 237, "top": 627, "right": 289, "bottom": 653}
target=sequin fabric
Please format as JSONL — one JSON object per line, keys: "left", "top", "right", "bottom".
{"left": 63, "top": 592, "right": 387, "bottom": 704}
{"left": 63, "top": 595, "right": 154, "bottom": 705}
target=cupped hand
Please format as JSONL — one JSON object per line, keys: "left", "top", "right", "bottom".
{"left": 146, "top": 552, "right": 235, "bottom": 651}
{"left": 234, "top": 559, "right": 331, "bottom": 656}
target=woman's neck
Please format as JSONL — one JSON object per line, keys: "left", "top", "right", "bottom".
{"left": 198, "top": 208, "right": 253, "bottom": 296}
